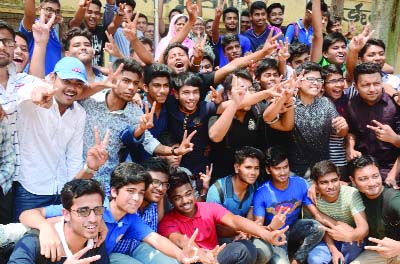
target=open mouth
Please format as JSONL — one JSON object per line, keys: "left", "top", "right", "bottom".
{"left": 64, "top": 91, "right": 77, "bottom": 99}
{"left": 13, "top": 58, "right": 24, "bottom": 64}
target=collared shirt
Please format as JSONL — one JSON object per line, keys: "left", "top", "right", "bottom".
{"left": 16, "top": 85, "right": 85, "bottom": 195}
{"left": 285, "top": 19, "right": 314, "bottom": 47}
{"left": 0, "top": 118, "right": 16, "bottom": 194}
{"left": 0, "top": 63, "right": 41, "bottom": 179}
{"left": 80, "top": 92, "right": 160, "bottom": 192}
{"left": 289, "top": 96, "right": 338, "bottom": 176}
{"left": 19, "top": 20, "right": 62, "bottom": 75}
{"left": 159, "top": 202, "right": 229, "bottom": 250}
{"left": 110, "top": 27, "right": 143, "bottom": 62}
{"left": 346, "top": 92, "right": 400, "bottom": 172}
{"left": 113, "top": 203, "right": 158, "bottom": 254}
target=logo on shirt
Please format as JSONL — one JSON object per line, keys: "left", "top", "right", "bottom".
{"left": 266, "top": 200, "right": 301, "bottom": 215}
{"left": 248, "top": 118, "right": 256, "bottom": 130}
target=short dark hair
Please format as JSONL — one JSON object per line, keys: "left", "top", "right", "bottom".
{"left": 234, "top": 146, "right": 264, "bottom": 165}
{"left": 353, "top": 62, "right": 382, "bottom": 84}
{"left": 254, "top": 58, "right": 279, "bottom": 80}
{"left": 0, "top": 20, "right": 16, "bottom": 39}
{"left": 173, "top": 72, "right": 203, "bottom": 92}
{"left": 167, "top": 171, "right": 193, "bottom": 196}
{"left": 250, "top": 1, "right": 267, "bottom": 15}
{"left": 163, "top": 42, "right": 189, "bottom": 65}
{"left": 358, "top": 38, "right": 386, "bottom": 58}
{"left": 306, "top": 0, "right": 328, "bottom": 12}
{"left": 113, "top": 57, "right": 143, "bottom": 77}
{"left": 110, "top": 162, "right": 152, "bottom": 192}
{"left": 90, "top": 0, "right": 102, "bottom": 9}
{"left": 311, "top": 160, "right": 338, "bottom": 181}
{"left": 295, "top": 61, "right": 322, "bottom": 76}
{"left": 143, "top": 63, "right": 171, "bottom": 85}
{"left": 137, "top": 12, "right": 148, "bottom": 23}
{"left": 131, "top": 37, "right": 154, "bottom": 55}
{"left": 116, "top": 0, "right": 136, "bottom": 9}
{"left": 158, "top": 132, "right": 179, "bottom": 147}
{"left": 202, "top": 53, "right": 214, "bottom": 67}
{"left": 348, "top": 155, "right": 380, "bottom": 177}
{"left": 322, "top": 64, "right": 343, "bottom": 81}
{"left": 40, "top": 0, "right": 61, "bottom": 7}
{"left": 205, "top": 19, "right": 214, "bottom": 24}
{"left": 288, "top": 42, "right": 310, "bottom": 63}
{"left": 327, "top": 16, "right": 341, "bottom": 34}
{"left": 15, "top": 32, "right": 28, "bottom": 45}
{"left": 142, "top": 157, "right": 172, "bottom": 176}
{"left": 267, "top": 3, "right": 285, "bottom": 16}
{"left": 223, "top": 69, "right": 253, "bottom": 94}
{"left": 168, "top": 8, "right": 183, "bottom": 21}
{"left": 241, "top": 10, "right": 250, "bottom": 17}
{"left": 61, "top": 179, "right": 104, "bottom": 211}
{"left": 322, "top": 32, "right": 346, "bottom": 53}
{"left": 223, "top": 7, "right": 239, "bottom": 21}
{"left": 221, "top": 33, "right": 240, "bottom": 50}
{"left": 264, "top": 146, "right": 288, "bottom": 167}
{"left": 62, "top": 27, "right": 92, "bottom": 52}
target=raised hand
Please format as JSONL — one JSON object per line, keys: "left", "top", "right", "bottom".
{"left": 366, "top": 119, "right": 398, "bottom": 144}
{"left": 86, "top": 127, "right": 110, "bottom": 171}
{"left": 230, "top": 74, "right": 246, "bottom": 105}
{"left": 365, "top": 237, "right": 400, "bottom": 258}
{"left": 185, "top": 0, "right": 199, "bottom": 22}
{"left": 277, "top": 37, "right": 290, "bottom": 62}
{"left": 179, "top": 228, "right": 200, "bottom": 264}
{"left": 199, "top": 163, "right": 213, "bottom": 190}
{"left": 78, "top": 0, "right": 91, "bottom": 9}
{"left": 98, "top": 62, "right": 124, "bottom": 89}
{"left": 175, "top": 130, "right": 197, "bottom": 156}
{"left": 31, "top": 80, "right": 57, "bottom": 108}
{"left": 208, "top": 86, "right": 224, "bottom": 104}
{"left": 269, "top": 206, "right": 291, "bottom": 230}
{"left": 138, "top": 101, "right": 156, "bottom": 131}
{"left": 349, "top": 24, "right": 374, "bottom": 52}
{"left": 104, "top": 31, "right": 124, "bottom": 58}
{"left": 122, "top": 9, "right": 139, "bottom": 42}
{"left": 262, "top": 29, "right": 282, "bottom": 56}
{"left": 33, "top": 9, "right": 55, "bottom": 45}
{"left": 193, "top": 33, "right": 207, "bottom": 60}
{"left": 64, "top": 245, "right": 101, "bottom": 264}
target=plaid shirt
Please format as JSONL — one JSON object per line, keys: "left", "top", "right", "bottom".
{"left": 112, "top": 203, "right": 158, "bottom": 254}
{"left": 0, "top": 118, "right": 16, "bottom": 194}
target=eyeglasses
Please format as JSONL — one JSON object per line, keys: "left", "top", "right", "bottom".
{"left": 70, "top": 206, "right": 105, "bottom": 217}
{"left": 325, "top": 78, "right": 345, "bottom": 84}
{"left": 42, "top": 7, "right": 61, "bottom": 16}
{"left": 302, "top": 77, "right": 324, "bottom": 84}
{"left": 0, "top": 39, "right": 16, "bottom": 48}
{"left": 152, "top": 179, "right": 170, "bottom": 190}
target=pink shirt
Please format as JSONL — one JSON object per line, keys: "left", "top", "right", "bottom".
{"left": 158, "top": 202, "right": 229, "bottom": 249}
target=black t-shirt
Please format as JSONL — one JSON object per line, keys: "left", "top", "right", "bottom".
{"left": 78, "top": 24, "right": 106, "bottom": 67}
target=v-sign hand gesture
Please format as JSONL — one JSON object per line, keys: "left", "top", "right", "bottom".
{"left": 122, "top": 10, "right": 139, "bottom": 42}
{"left": 139, "top": 101, "right": 156, "bottom": 131}
{"left": 174, "top": 130, "right": 197, "bottom": 156}
{"left": 32, "top": 8, "right": 55, "bottom": 45}
{"left": 86, "top": 127, "right": 110, "bottom": 171}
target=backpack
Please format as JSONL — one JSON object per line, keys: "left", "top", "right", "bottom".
{"left": 214, "top": 178, "right": 254, "bottom": 210}
{"left": 288, "top": 22, "right": 300, "bottom": 43}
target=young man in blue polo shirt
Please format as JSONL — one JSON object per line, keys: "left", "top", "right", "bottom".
{"left": 19, "top": 162, "right": 199, "bottom": 264}
{"left": 206, "top": 146, "right": 274, "bottom": 264}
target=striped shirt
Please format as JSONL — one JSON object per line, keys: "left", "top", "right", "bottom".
{"left": 0, "top": 117, "right": 16, "bottom": 194}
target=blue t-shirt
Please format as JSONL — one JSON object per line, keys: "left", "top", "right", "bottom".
{"left": 284, "top": 19, "right": 314, "bottom": 47}
{"left": 44, "top": 199, "right": 153, "bottom": 255}
{"left": 206, "top": 175, "right": 255, "bottom": 217}
{"left": 19, "top": 21, "right": 62, "bottom": 75}
{"left": 243, "top": 27, "right": 274, "bottom": 52}
{"left": 253, "top": 176, "right": 312, "bottom": 227}
{"left": 216, "top": 34, "right": 252, "bottom": 67}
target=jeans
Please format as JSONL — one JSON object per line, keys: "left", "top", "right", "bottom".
{"left": 0, "top": 186, "right": 13, "bottom": 225}
{"left": 270, "top": 219, "right": 325, "bottom": 264}
{"left": 13, "top": 182, "right": 61, "bottom": 222}
{"left": 219, "top": 237, "right": 273, "bottom": 263}
{"left": 308, "top": 240, "right": 365, "bottom": 264}
{"left": 131, "top": 242, "right": 179, "bottom": 264}
{"left": 217, "top": 239, "right": 257, "bottom": 264}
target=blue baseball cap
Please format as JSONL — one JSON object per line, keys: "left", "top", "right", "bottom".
{"left": 53, "top": 57, "right": 88, "bottom": 86}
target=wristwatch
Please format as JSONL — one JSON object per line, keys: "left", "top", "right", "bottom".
{"left": 171, "top": 146, "right": 179, "bottom": 156}
{"left": 83, "top": 163, "right": 98, "bottom": 175}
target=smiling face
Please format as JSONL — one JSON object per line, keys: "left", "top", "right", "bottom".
{"left": 258, "top": 68, "right": 280, "bottom": 90}
{"left": 137, "top": 17, "right": 148, "bottom": 33}
{"left": 267, "top": 158, "right": 290, "bottom": 186}
{"left": 13, "top": 35, "right": 29, "bottom": 73}
{"left": 112, "top": 70, "right": 140, "bottom": 102}
{"left": 251, "top": 8, "right": 267, "bottom": 28}
{"left": 175, "top": 85, "right": 200, "bottom": 112}
{"left": 65, "top": 36, "right": 94, "bottom": 65}
{"left": 234, "top": 157, "right": 260, "bottom": 185}
{"left": 169, "top": 183, "right": 196, "bottom": 217}
{"left": 192, "top": 18, "right": 204, "bottom": 36}
{"left": 350, "top": 164, "right": 383, "bottom": 199}
{"left": 360, "top": 45, "right": 386, "bottom": 68}
{"left": 298, "top": 71, "right": 323, "bottom": 99}
{"left": 63, "top": 193, "right": 103, "bottom": 240}
{"left": 268, "top": 7, "right": 284, "bottom": 27}
{"left": 52, "top": 76, "right": 85, "bottom": 112}
{"left": 166, "top": 47, "right": 189, "bottom": 74}
{"left": 323, "top": 73, "right": 345, "bottom": 101}
{"left": 84, "top": 3, "right": 101, "bottom": 30}
{"left": 355, "top": 72, "right": 383, "bottom": 106}
{"left": 289, "top": 53, "right": 310, "bottom": 70}
{"left": 144, "top": 24, "right": 155, "bottom": 39}
{"left": 41, "top": 2, "right": 62, "bottom": 25}
{"left": 0, "top": 29, "right": 15, "bottom": 68}
{"left": 323, "top": 41, "right": 347, "bottom": 65}
{"left": 224, "top": 12, "right": 238, "bottom": 31}
{"left": 111, "top": 182, "right": 145, "bottom": 214}
{"left": 316, "top": 172, "right": 340, "bottom": 202}
{"left": 144, "top": 171, "right": 169, "bottom": 203}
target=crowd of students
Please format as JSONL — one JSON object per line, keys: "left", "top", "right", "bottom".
{"left": 0, "top": 0, "right": 399, "bottom": 263}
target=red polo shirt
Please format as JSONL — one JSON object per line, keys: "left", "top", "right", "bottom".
{"left": 158, "top": 202, "right": 229, "bottom": 249}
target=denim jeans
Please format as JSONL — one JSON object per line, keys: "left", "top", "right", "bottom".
{"left": 217, "top": 239, "right": 257, "bottom": 264}
{"left": 131, "top": 242, "right": 179, "bottom": 264}
{"left": 270, "top": 219, "right": 325, "bottom": 264}
{"left": 13, "top": 182, "right": 61, "bottom": 222}
{"left": 308, "top": 240, "right": 365, "bottom": 264}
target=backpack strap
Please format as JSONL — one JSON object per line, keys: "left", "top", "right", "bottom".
{"left": 214, "top": 180, "right": 225, "bottom": 204}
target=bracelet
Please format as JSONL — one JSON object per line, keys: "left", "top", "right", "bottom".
{"left": 265, "top": 114, "right": 281, "bottom": 125}
{"left": 83, "top": 163, "right": 98, "bottom": 174}
{"left": 171, "top": 146, "right": 179, "bottom": 156}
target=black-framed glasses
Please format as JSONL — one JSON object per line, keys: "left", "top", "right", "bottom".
{"left": 0, "top": 39, "right": 16, "bottom": 48}
{"left": 152, "top": 179, "right": 170, "bottom": 190}
{"left": 42, "top": 7, "right": 61, "bottom": 16}
{"left": 325, "top": 78, "right": 345, "bottom": 84}
{"left": 70, "top": 206, "right": 105, "bottom": 217}
{"left": 302, "top": 77, "right": 324, "bottom": 84}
